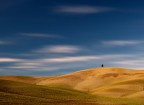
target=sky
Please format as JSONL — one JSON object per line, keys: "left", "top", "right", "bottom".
{"left": 1, "top": 0, "right": 144, "bottom": 76}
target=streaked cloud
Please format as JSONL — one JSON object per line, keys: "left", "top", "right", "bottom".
{"left": 34, "top": 45, "right": 81, "bottom": 53}
{"left": 55, "top": 6, "right": 113, "bottom": 14}
{"left": 7, "top": 62, "right": 44, "bottom": 70}
{"left": 37, "top": 54, "right": 130, "bottom": 63}
{"left": 21, "top": 54, "right": 132, "bottom": 64}
{"left": 101, "top": 40, "right": 144, "bottom": 46}
{"left": 4, "top": 54, "right": 131, "bottom": 71}
{"left": 113, "top": 60, "right": 143, "bottom": 65}
{"left": 2, "top": 53, "right": 144, "bottom": 73}
{"left": 8, "top": 65, "right": 37, "bottom": 69}
{"left": 0, "top": 58, "right": 22, "bottom": 62}
{"left": 21, "top": 33, "right": 60, "bottom": 38}
{"left": 0, "top": 40, "right": 12, "bottom": 45}
{"left": 112, "top": 59, "right": 144, "bottom": 70}
{"left": 39, "top": 55, "right": 100, "bottom": 63}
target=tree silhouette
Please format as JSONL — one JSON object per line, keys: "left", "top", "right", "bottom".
{"left": 101, "top": 64, "right": 104, "bottom": 67}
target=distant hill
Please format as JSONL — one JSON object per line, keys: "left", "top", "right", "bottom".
{"left": 1, "top": 67, "right": 144, "bottom": 100}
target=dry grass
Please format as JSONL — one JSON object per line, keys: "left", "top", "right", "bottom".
{"left": 1, "top": 67, "right": 144, "bottom": 103}
{"left": 0, "top": 80, "right": 144, "bottom": 105}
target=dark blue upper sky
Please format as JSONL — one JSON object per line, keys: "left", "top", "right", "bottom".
{"left": 1, "top": 0, "right": 144, "bottom": 75}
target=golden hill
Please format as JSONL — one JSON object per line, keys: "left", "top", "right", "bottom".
{"left": 1, "top": 67, "right": 144, "bottom": 98}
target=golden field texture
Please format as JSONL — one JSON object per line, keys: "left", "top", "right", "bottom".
{"left": 1, "top": 68, "right": 144, "bottom": 105}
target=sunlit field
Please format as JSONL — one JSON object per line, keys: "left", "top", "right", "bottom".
{"left": 1, "top": 68, "right": 144, "bottom": 105}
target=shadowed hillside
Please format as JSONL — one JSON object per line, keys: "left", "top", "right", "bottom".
{"left": 1, "top": 80, "right": 144, "bottom": 105}
{"left": 36, "top": 68, "right": 144, "bottom": 98}
{"left": 0, "top": 76, "right": 41, "bottom": 84}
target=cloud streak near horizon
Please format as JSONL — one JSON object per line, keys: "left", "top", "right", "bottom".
{"left": 0, "top": 53, "right": 141, "bottom": 71}
{"left": 1, "top": 39, "right": 144, "bottom": 73}
{"left": 101, "top": 40, "right": 144, "bottom": 47}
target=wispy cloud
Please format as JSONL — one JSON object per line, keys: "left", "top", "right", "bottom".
{"left": 113, "top": 60, "right": 143, "bottom": 65}
{"left": 0, "top": 58, "right": 23, "bottom": 62}
{"left": 34, "top": 45, "right": 81, "bottom": 53}
{"left": 55, "top": 6, "right": 113, "bottom": 14}
{"left": 3, "top": 53, "right": 144, "bottom": 73}
{"left": 0, "top": 40, "right": 12, "bottom": 45}
{"left": 112, "top": 59, "right": 144, "bottom": 70}
{"left": 38, "top": 54, "right": 131, "bottom": 63}
{"left": 21, "top": 33, "right": 60, "bottom": 38}
{"left": 5, "top": 54, "right": 131, "bottom": 70}
{"left": 101, "top": 40, "right": 144, "bottom": 47}
{"left": 7, "top": 62, "right": 44, "bottom": 69}
{"left": 8, "top": 65, "right": 37, "bottom": 69}
{"left": 39, "top": 55, "right": 100, "bottom": 63}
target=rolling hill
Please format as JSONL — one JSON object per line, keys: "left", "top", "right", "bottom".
{"left": 1, "top": 67, "right": 144, "bottom": 105}
{"left": 1, "top": 79, "right": 144, "bottom": 105}
{"left": 36, "top": 68, "right": 144, "bottom": 98}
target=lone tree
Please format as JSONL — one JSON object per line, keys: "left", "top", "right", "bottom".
{"left": 101, "top": 64, "right": 104, "bottom": 67}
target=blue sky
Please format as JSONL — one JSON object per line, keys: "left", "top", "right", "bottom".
{"left": 1, "top": 0, "right": 144, "bottom": 75}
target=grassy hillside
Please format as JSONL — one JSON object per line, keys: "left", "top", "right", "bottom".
{"left": 1, "top": 68, "right": 144, "bottom": 104}
{"left": 37, "top": 68, "right": 144, "bottom": 90}
{"left": 0, "top": 80, "right": 144, "bottom": 105}
{"left": 36, "top": 68, "right": 144, "bottom": 98}
{"left": 91, "top": 79, "right": 144, "bottom": 97}
{"left": 0, "top": 76, "right": 42, "bottom": 84}
{"left": 0, "top": 80, "right": 98, "bottom": 105}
